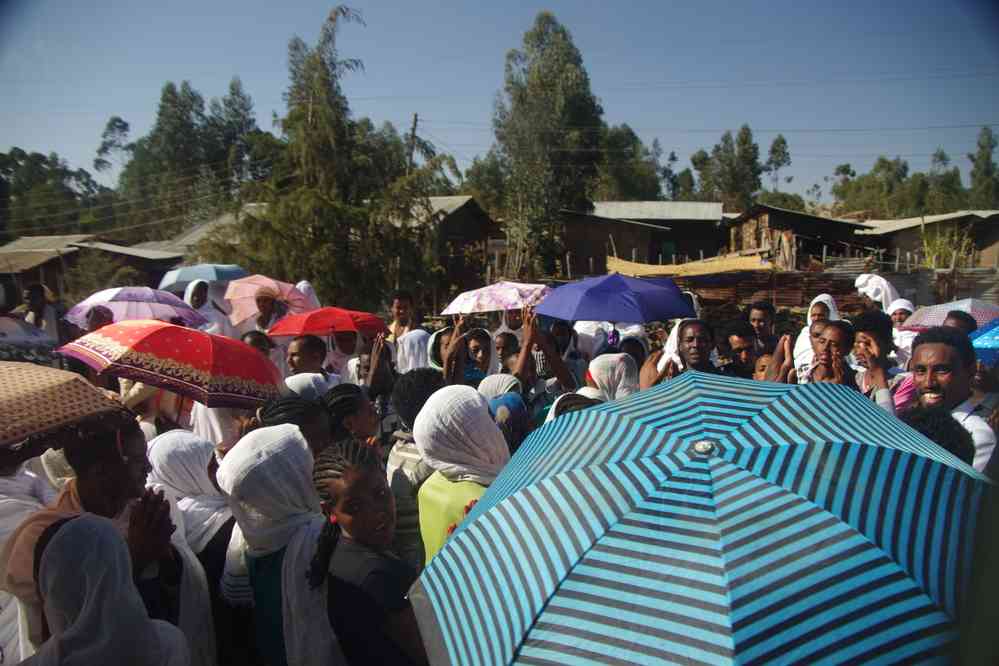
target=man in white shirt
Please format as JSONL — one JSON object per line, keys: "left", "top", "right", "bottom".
{"left": 911, "top": 326, "right": 996, "bottom": 472}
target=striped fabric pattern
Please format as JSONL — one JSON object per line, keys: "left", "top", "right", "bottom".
{"left": 410, "top": 371, "right": 991, "bottom": 666}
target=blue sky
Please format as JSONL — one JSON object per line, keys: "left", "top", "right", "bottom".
{"left": 2, "top": 0, "right": 998, "bottom": 200}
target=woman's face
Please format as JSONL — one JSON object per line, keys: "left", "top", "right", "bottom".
{"left": 810, "top": 302, "right": 830, "bottom": 323}
{"left": 753, "top": 355, "right": 773, "bottom": 381}
{"left": 344, "top": 395, "right": 379, "bottom": 439}
{"left": 468, "top": 337, "right": 489, "bottom": 371}
{"left": 326, "top": 465, "right": 396, "bottom": 550}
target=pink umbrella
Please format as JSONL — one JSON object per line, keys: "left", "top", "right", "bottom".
{"left": 901, "top": 298, "right": 999, "bottom": 332}
{"left": 223, "top": 275, "right": 314, "bottom": 327}
{"left": 441, "top": 281, "right": 551, "bottom": 315}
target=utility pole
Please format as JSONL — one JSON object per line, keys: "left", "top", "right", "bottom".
{"left": 406, "top": 113, "right": 419, "bottom": 175}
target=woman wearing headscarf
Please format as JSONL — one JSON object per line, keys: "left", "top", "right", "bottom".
{"left": 585, "top": 353, "right": 639, "bottom": 401}
{"left": 413, "top": 386, "right": 511, "bottom": 562}
{"left": 216, "top": 424, "right": 345, "bottom": 666}
{"left": 284, "top": 373, "right": 341, "bottom": 402}
{"left": 888, "top": 298, "right": 917, "bottom": 367}
{"left": 24, "top": 514, "right": 190, "bottom": 666}
{"left": 147, "top": 431, "right": 253, "bottom": 665}
{"left": 477, "top": 374, "right": 522, "bottom": 401}
{"left": 792, "top": 294, "right": 840, "bottom": 379}
{"left": 394, "top": 329, "right": 430, "bottom": 374}
{"left": 295, "top": 281, "right": 322, "bottom": 311}
{"left": 854, "top": 274, "right": 900, "bottom": 312}
{"left": 184, "top": 280, "right": 231, "bottom": 337}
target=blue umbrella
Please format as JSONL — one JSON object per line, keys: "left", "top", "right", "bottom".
{"left": 534, "top": 273, "right": 695, "bottom": 323}
{"left": 157, "top": 264, "right": 248, "bottom": 293}
{"left": 970, "top": 316, "right": 999, "bottom": 366}
{"left": 411, "top": 371, "right": 990, "bottom": 665}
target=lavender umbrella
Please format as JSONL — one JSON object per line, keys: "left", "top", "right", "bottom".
{"left": 64, "top": 287, "right": 208, "bottom": 330}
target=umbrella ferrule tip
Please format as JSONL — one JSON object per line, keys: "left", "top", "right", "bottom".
{"left": 692, "top": 440, "right": 716, "bottom": 456}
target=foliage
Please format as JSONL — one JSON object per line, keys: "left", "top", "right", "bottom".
{"left": 198, "top": 6, "right": 458, "bottom": 311}
{"left": 494, "top": 11, "right": 604, "bottom": 276}
{"left": 62, "top": 250, "right": 147, "bottom": 304}
{"left": 591, "top": 124, "right": 662, "bottom": 201}
{"left": 463, "top": 148, "right": 508, "bottom": 219}
{"left": 755, "top": 190, "right": 807, "bottom": 212}
{"left": 967, "top": 127, "right": 997, "bottom": 209}
{"left": 688, "top": 125, "right": 762, "bottom": 211}
{"left": 920, "top": 223, "right": 976, "bottom": 269}
{"left": 763, "top": 134, "right": 791, "bottom": 191}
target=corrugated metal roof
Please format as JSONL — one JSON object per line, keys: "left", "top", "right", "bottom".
{"left": 428, "top": 196, "right": 473, "bottom": 217}
{"left": 0, "top": 234, "right": 94, "bottom": 252}
{"left": 591, "top": 201, "right": 723, "bottom": 222}
{"left": 733, "top": 204, "right": 871, "bottom": 228}
{"left": 70, "top": 241, "right": 182, "bottom": 261}
{"left": 857, "top": 210, "right": 999, "bottom": 236}
{"left": 0, "top": 249, "right": 78, "bottom": 273}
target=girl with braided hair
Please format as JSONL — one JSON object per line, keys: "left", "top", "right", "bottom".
{"left": 258, "top": 396, "right": 332, "bottom": 457}
{"left": 324, "top": 385, "right": 380, "bottom": 448}
{"left": 310, "top": 438, "right": 427, "bottom": 666}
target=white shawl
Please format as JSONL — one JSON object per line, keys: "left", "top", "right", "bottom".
{"left": 413, "top": 385, "right": 511, "bottom": 486}
{"left": 395, "top": 329, "right": 431, "bottom": 373}
{"left": 147, "top": 431, "right": 232, "bottom": 554}
{"left": 25, "top": 515, "right": 189, "bottom": 666}
{"left": 478, "top": 374, "right": 522, "bottom": 400}
{"left": 295, "top": 281, "right": 322, "bottom": 311}
{"left": 283, "top": 373, "right": 340, "bottom": 401}
{"left": 190, "top": 403, "right": 246, "bottom": 451}
{"left": 855, "top": 274, "right": 900, "bottom": 312}
{"left": 587, "top": 353, "right": 639, "bottom": 401}
{"left": 793, "top": 294, "right": 841, "bottom": 372}
{"left": 216, "top": 424, "right": 345, "bottom": 666}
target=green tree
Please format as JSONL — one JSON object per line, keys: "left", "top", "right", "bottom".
{"left": 926, "top": 149, "right": 966, "bottom": 213}
{"left": 494, "top": 11, "right": 604, "bottom": 275}
{"left": 93, "top": 116, "right": 132, "bottom": 176}
{"left": 674, "top": 168, "right": 696, "bottom": 200}
{"left": 967, "top": 126, "right": 997, "bottom": 209}
{"left": 592, "top": 124, "right": 662, "bottom": 201}
{"left": 463, "top": 148, "right": 508, "bottom": 218}
{"left": 763, "top": 134, "right": 791, "bottom": 191}
{"left": 205, "top": 77, "right": 259, "bottom": 186}
{"left": 756, "top": 190, "right": 806, "bottom": 212}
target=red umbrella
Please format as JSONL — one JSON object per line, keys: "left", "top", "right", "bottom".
{"left": 58, "top": 320, "right": 281, "bottom": 408}
{"left": 267, "top": 307, "right": 387, "bottom": 339}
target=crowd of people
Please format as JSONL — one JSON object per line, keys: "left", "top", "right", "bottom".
{"left": 0, "top": 273, "right": 996, "bottom": 665}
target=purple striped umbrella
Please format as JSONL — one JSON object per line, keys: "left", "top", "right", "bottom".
{"left": 65, "top": 287, "right": 208, "bottom": 330}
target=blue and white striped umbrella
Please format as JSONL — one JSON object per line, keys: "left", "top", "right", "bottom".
{"left": 411, "top": 371, "right": 991, "bottom": 665}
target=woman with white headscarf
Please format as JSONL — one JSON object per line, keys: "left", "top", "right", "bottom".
{"left": 586, "top": 353, "right": 639, "bottom": 401}
{"left": 283, "top": 373, "right": 340, "bottom": 402}
{"left": 888, "top": 298, "right": 917, "bottom": 367}
{"left": 477, "top": 374, "right": 522, "bottom": 401}
{"left": 295, "top": 281, "right": 322, "bottom": 311}
{"left": 184, "top": 280, "right": 231, "bottom": 337}
{"left": 792, "top": 294, "right": 840, "bottom": 377}
{"left": 395, "top": 329, "right": 430, "bottom": 374}
{"left": 855, "top": 274, "right": 900, "bottom": 312}
{"left": 216, "top": 424, "right": 346, "bottom": 666}
{"left": 25, "top": 514, "right": 190, "bottom": 666}
{"left": 414, "top": 386, "right": 511, "bottom": 562}
{"left": 148, "top": 431, "right": 253, "bottom": 666}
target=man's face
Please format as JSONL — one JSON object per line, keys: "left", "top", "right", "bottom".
{"left": 495, "top": 335, "right": 516, "bottom": 361}
{"left": 814, "top": 326, "right": 848, "bottom": 367}
{"left": 753, "top": 354, "right": 773, "bottom": 381}
{"left": 891, "top": 308, "right": 911, "bottom": 327}
{"left": 391, "top": 298, "right": 411, "bottom": 325}
{"left": 972, "top": 360, "right": 999, "bottom": 393}
{"left": 943, "top": 316, "right": 976, "bottom": 337}
{"left": 190, "top": 283, "right": 208, "bottom": 310}
{"left": 255, "top": 295, "right": 275, "bottom": 321}
{"left": 334, "top": 332, "right": 357, "bottom": 355}
{"left": 551, "top": 323, "right": 572, "bottom": 354}
{"left": 345, "top": 395, "right": 380, "bottom": 439}
{"left": 679, "top": 323, "right": 713, "bottom": 369}
{"left": 853, "top": 331, "right": 886, "bottom": 367}
{"left": 326, "top": 465, "right": 396, "bottom": 550}
{"left": 912, "top": 343, "right": 972, "bottom": 411}
{"left": 749, "top": 309, "right": 773, "bottom": 339}
{"left": 121, "top": 431, "right": 152, "bottom": 499}
{"left": 727, "top": 335, "right": 757, "bottom": 371}
{"left": 505, "top": 309, "right": 522, "bottom": 330}
{"left": 287, "top": 340, "right": 323, "bottom": 374}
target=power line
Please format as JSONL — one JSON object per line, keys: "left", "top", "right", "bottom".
{"left": 421, "top": 120, "right": 999, "bottom": 135}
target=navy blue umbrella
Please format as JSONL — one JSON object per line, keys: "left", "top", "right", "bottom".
{"left": 411, "top": 371, "right": 991, "bottom": 665}
{"left": 534, "top": 273, "right": 695, "bottom": 323}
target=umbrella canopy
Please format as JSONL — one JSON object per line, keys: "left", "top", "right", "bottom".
{"left": 0, "top": 316, "right": 55, "bottom": 347}
{"left": 223, "top": 275, "right": 314, "bottom": 327}
{"left": 266, "top": 307, "right": 387, "bottom": 339}
{"left": 411, "top": 371, "right": 989, "bottom": 666}
{"left": 535, "top": 273, "right": 695, "bottom": 323}
{"left": 970, "top": 316, "right": 999, "bottom": 366}
{"left": 64, "top": 287, "right": 208, "bottom": 330}
{"left": 0, "top": 361, "right": 123, "bottom": 448}
{"left": 58, "top": 320, "right": 281, "bottom": 408}
{"left": 901, "top": 298, "right": 999, "bottom": 332}
{"left": 441, "top": 281, "right": 552, "bottom": 315}
{"left": 157, "top": 264, "right": 249, "bottom": 293}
